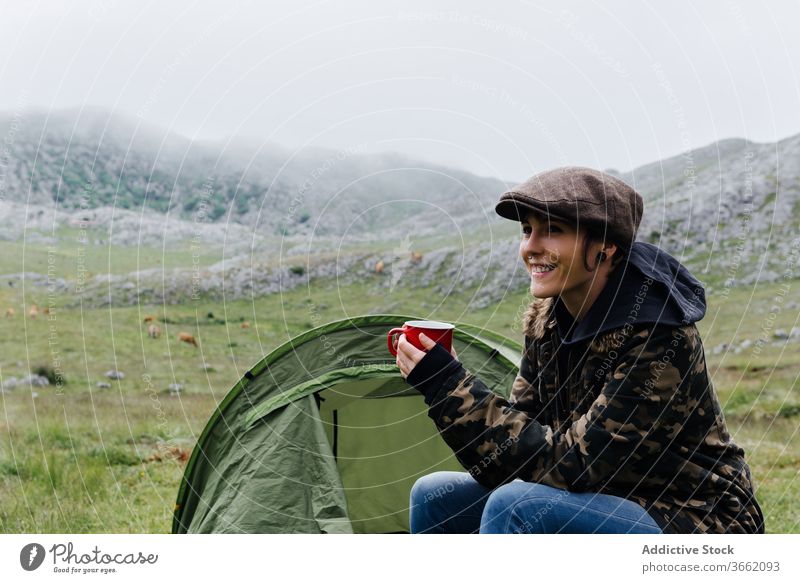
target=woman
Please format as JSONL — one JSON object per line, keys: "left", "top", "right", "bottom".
{"left": 395, "top": 166, "right": 765, "bottom": 534}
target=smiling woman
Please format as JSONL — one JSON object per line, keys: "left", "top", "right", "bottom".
{"left": 518, "top": 212, "right": 626, "bottom": 324}
{"left": 397, "top": 166, "right": 765, "bottom": 535}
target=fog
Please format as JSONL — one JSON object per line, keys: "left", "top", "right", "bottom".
{"left": 1, "top": 0, "right": 799, "bottom": 180}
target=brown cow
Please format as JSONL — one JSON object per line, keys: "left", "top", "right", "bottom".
{"left": 177, "top": 332, "right": 198, "bottom": 347}
{"left": 240, "top": 321, "right": 251, "bottom": 329}
{"left": 5, "top": 308, "right": 14, "bottom": 318}
{"left": 375, "top": 260, "right": 384, "bottom": 274}
{"left": 147, "top": 324, "right": 161, "bottom": 339}
{"left": 147, "top": 445, "right": 190, "bottom": 464}
{"left": 143, "top": 315, "right": 156, "bottom": 323}
{"left": 411, "top": 251, "right": 423, "bottom": 263}
{"left": 43, "top": 307, "right": 51, "bottom": 315}
{"left": 29, "top": 304, "right": 39, "bottom": 319}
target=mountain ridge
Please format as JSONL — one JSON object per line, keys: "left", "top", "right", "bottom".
{"left": 2, "top": 108, "right": 798, "bottom": 307}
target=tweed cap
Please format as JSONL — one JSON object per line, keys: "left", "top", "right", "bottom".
{"left": 495, "top": 166, "right": 644, "bottom": 251}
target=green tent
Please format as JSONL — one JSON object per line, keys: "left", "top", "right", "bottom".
{"left": 173, "top": 314, "right": 522, "bottom": 534}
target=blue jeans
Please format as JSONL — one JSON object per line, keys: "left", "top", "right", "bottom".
{"left": 410, "top": 471, "right": 662, "bottom": 534}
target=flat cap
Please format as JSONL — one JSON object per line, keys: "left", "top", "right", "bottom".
{"left": 495, "top": 166, "right": 644, "bottom": 251}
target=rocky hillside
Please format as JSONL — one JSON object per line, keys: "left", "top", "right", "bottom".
{"left": 619, "top": 135, "right": 800, "bottom": 287}
{"left": 2, "top": 108, "right": 799, "bottom": 307}
{"left": 0, "top": 108, "right": 506, "bottom": 242}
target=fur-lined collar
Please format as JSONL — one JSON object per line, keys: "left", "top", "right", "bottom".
{"left": 522, "top": 297, "right": 554, "bottom": 340}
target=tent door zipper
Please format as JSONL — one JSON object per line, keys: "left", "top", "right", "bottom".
{"left": 332, "top": 409, "right": 339, "bottom": 461}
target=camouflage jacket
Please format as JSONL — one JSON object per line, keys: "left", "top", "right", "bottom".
{"left": 408, "top": 297, "right": 765, "bottom": 534}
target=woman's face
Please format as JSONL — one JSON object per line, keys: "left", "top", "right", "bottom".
{"left": 518, "top": 212, "right": 607, "bottom": 300}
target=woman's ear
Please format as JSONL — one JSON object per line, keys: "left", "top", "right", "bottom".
{"left": 603, "top": 242, "right": 619, "bottom": 261}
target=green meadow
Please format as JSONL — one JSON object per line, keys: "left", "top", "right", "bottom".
{"left": 0, "top": 239, "right": 798, "bottom": 533}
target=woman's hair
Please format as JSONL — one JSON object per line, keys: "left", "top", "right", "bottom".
{"left": 581, "top": 228, "right": 627, "bottom": 272}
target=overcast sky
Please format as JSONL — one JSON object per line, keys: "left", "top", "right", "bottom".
{"left": 2, "top": 0, "right": 799, "bottom": 181}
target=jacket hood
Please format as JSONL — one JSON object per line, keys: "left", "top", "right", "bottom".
{"left": 524, "top": 242, "right": 707, "bottom": 346}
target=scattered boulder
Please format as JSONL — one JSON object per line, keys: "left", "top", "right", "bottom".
{"left": 168, "top": 383, "right": 183, "bottom": 395}
{"left": 1, "top": 377, "right": 20, "bottom": 391}
{"left": 105, "top": 370, "right": 125, "bottom": 380}
{"left": 1, "top": 375, "right": 50, "bottom": 391}
{"left": 711, "top": 343, "right": 729, "bottom": 355}
{"left": 25, "top": 374, "right": 50, "bottom": 387}
{"left": 96, "top": 381, "right": 112, "bottom": 389}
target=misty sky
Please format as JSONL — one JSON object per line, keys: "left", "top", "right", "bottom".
{"left": 2, "top": 0, "right": 799, "bottom": 181}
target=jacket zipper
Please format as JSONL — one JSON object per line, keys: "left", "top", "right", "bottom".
{"left": 563, "top": 349, "right": 572, "bottom": 421}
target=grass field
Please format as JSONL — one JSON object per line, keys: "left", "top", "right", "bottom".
{"left": 1, "top": 243, "right": 798, "bottom": 533}
{"left": 0, "top": 227, "right": 225, "bottom": 278}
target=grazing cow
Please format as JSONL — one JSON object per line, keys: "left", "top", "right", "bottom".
{"left": 147, "top": 324, "right": 161, "bottom": 339}
{"left": 375, "top": 260, "right": 384, "bottom": 274}
{"left": 240, "top": 321, "right": 251, "bottom": 329}
{"left": 5, "top": 308, "right": 14, "bottom": 318}
{"left": 29, "top": 304, "right": 39, "bottom": 319}
{"left": 143, "top": 315, "right": 156, "bottom": 323}
{"left": 43, "top": 307, "right": 51, "bottom": 315}
{"left": 177, "top": 332, "right": 198, "bottom": 347}
{"left": 411, "top": 251, "right": 423, "bottom": 263}
{"left": 147, "top": 445, "right": 190, "bottom": 463}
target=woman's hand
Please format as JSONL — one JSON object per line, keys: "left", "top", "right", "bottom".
{"left": 395, "top": 333, "right": 458, "bottom": 380}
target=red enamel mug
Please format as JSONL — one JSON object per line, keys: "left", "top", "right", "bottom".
{"left": 387, "top": 320, "right": 454, "bottom": 356}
